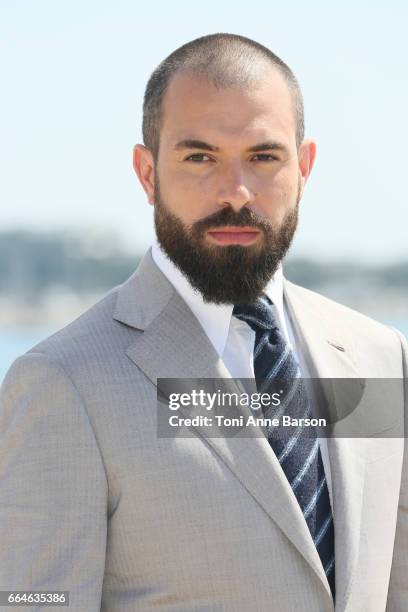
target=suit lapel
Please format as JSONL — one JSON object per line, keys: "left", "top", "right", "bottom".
{"left": 113, "top": 251, "right": 334, "bottom": 601}
{"left": 284, "top": 279, "right": 367, "bottom": 612}
{"left": 282, "top": 279, "right": 359, "bottom": 380}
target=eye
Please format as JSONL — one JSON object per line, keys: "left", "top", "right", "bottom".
{"left": 252, "top": 153, "right": 278, "bottom": 162}
{"left": 185, "top": 153, "right": 213, "bottom": 162}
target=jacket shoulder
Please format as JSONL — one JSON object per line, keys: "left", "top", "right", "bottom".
{"left": 284, "top": 280, "right": 407, "bottom": 368}
{"left": 6, "top": 281, "right": 137, "bottom": 386}
{"left": 285, "top": 279, "right": 398, "bottom": 334}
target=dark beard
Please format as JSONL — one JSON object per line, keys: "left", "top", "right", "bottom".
{"left": 154, "top": 179, "right": 300, "bottom": 304}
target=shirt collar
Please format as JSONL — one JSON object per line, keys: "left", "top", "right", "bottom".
{"left": 151, "top": 238, "right": 285, "bottom": 357}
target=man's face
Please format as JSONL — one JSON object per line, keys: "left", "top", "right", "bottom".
{"left": 134, "top": 68, "right": 316, "bottom": 304}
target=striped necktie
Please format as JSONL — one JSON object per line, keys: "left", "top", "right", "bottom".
{"left": 233, "top": 294, "right": 335, "bottom": 600}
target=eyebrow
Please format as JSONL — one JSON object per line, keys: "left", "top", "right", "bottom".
{"left": 173, "top": 139, "right": 288, "bottom": 153}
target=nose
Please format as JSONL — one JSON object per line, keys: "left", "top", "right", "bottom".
{"left": 216, "top": 162, "right": 254, "bottom": 212}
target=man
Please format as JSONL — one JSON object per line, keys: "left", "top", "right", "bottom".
{"left": 0, "top": 33, "right": 407, "bottom": 612}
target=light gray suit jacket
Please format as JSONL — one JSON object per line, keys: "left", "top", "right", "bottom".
{"left": 1, "top": 249, "right": 407, "bottom": 611}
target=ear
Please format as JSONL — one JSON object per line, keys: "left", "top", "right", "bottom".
{"left": 297, "top": 139, "right": 317, "bottom": 198}
{"left": 133, "top": 144, "right": 155, "bottom": 205}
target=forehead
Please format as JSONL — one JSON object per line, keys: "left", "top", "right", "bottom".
{"left": 160, "top": 69, "right": 297, "bottom": 148}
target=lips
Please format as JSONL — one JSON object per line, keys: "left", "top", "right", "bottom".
{"left": 207, "top": 226, "right": 261, "bottom": 245}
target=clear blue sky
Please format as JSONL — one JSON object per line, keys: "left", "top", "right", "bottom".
{"left": 1, "top": 0, "right": 407, "bottom": 262}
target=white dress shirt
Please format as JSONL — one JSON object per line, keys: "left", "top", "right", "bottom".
{"left": 151, "top": 239, "right": 333, "bottom": 507}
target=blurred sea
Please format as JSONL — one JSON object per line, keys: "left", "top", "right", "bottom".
{"left": 1, "top": 320, "right": 408, "bottom": 383}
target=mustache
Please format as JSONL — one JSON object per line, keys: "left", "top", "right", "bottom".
{"left": 192, "top": 207, "right": 272, "bottom": 233}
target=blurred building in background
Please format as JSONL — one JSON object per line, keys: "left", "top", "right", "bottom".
{"left": 1, "top": 230, "right": 407, "bottom": 380}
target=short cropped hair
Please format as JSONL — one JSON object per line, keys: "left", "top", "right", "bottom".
{"left": 142, "top": 33, "right": 305, "bottom": 159}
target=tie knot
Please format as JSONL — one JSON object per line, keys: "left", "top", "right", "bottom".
{"left": 233, "top": 295, "right": 278, "bottom": 332}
